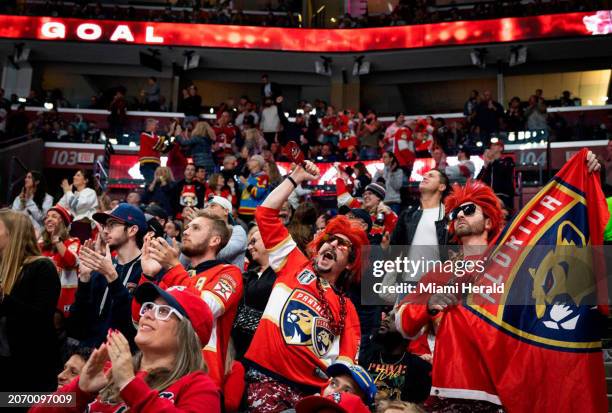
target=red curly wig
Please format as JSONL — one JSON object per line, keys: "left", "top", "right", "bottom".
{"left": 308, "top": 215, "right": 369, "bottom": 289}
{"left": 445, "top": 179, "right": 504, "bottom": 243}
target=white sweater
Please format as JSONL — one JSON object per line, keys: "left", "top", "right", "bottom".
{"left": 58, "top": 188, "right": 99, "bottom": 221}
{"left": 12, "top": 193, "right": 54, "bottom": 232}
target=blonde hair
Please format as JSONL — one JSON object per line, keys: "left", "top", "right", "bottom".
{"left": 0, "top": 209, "right": 43, "bottom": 294}
{"left": 155, "top": 166, "right": 174, "bottom": 183}
{"left": 191, "top": 121, "right": 214, "bottom": 138}
{"left": 99, "top": 316, "right": 205, "bottom": 403}
{"left": 207, "top": 173, "right": 223, "bottom": 190}
{"left": 194, "top": 209, "right": 231, "bottom": 253}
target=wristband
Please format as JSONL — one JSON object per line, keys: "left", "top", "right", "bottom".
{"left": 286, "top": 176, "right": 298, "bottom": 188}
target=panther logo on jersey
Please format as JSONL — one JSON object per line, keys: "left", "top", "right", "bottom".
{"left": 281, "top": 289, "right": 324, "bottom": 346}
{"left": 312, "top": 317, "right": 334, "bottom": 357}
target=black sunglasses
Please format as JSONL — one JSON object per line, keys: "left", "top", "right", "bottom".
{"left": 449, "top": 203, "right": 477, "bottom": 220}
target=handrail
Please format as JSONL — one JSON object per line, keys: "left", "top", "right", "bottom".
{"left": 6, "top": 156, "right": 30, "bottom": 203}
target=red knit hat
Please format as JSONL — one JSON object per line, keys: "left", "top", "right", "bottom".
{"left": 296, "top": 392, "right": 370, "bottom": 413}
{"left": 47, "top": 204, "right": 73, "bottom": 226}
{"left": 308, "top": 215, "right": 369, "bottom": 288}
{"left": 444, "top": 179, "right": 504, "bottom": 243}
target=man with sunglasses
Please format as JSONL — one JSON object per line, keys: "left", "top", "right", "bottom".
{"left": 69, "top": 203, "right": 147, "bottom": 349}
{"left": 243, "top": 160, "right": 369, "bottom": 413}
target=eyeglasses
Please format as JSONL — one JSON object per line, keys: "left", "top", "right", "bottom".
{"left": 139, "top": 302, "right": 184, "bottom": 321}
{"left": 449, "top": 203, "right": 477, "bottom": 221}
{"left": 322, "top": 234, "right": 353, "bottom": 251}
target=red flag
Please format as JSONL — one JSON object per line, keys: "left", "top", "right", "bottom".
{"left": 431, "top": 148, "right": 609, "bottom": 412}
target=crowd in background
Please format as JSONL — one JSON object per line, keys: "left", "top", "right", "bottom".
{"left": 0, "top": 0, "right": 607, "bottom": 28}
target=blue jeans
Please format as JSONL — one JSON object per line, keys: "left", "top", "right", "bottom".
{"left": 359, "top": 146, "right": 379, "bottom": 160}
{"left": 139, "top": 163, "right": 158, "bottom": 184}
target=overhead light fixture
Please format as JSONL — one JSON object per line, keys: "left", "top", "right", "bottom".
{"left": 315, "top": 56, "right": 332, "bottom": 76}
{"left": 509, "top": 45, "right": 527, "bottom": 67}
{"left": 352, "top": 55, "right": 371, "bottom": 76}
{"left": 18, "top": 97, "right": 26, "bottom": 103}
{"left": 470, "top": 48, "right": 488, "bottom": 69}
{"left": 43, "top": 102, "right": 54, "bottom": 110}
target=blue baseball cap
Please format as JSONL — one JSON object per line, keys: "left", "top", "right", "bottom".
{"left": 327, "top": 362, "right": 377, "bottom": 405}
{"left": 93, "top": 203, "right": 148, "bottom": 234}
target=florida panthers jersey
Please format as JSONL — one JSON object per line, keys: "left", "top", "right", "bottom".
{"left": 40, "top": 238, "right": 80, "bottom": 318}
{"left": 244, "top": 206, "right": 361, "bottom": 392}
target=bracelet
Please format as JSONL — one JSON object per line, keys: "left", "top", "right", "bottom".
{"left": 286, "top": 176, "right": 298, "bottom": 188}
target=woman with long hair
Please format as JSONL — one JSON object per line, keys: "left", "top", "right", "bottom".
{"left": 374, "top": 151, "right": 404, "bottom": 214}
{"left": 32, "top": 282, "right": 221, "bottom": 413}
{"left": 178, "top": 120, "right": 217, "bottom": 176}
{"left": 39, "top": 204, "right": 81, "bottom": 319}
{"left": 232, "top": 225, "right": 277, "bottom": 360}
{"left": 58, "top": 169, "right": 99, "bottom": 243}
{"left": 11, "top": 170, "right": 53, "bottom": 235}
{"left": 0, "top": 209, "right": 61, "bottom": 393}
{"left": 142, "top": 166, "right": 175, "bottom": 217}
{"left": 263, "top": 160, "right": 282, "bottom": 189}
{"left": 352, "top": 162, "right": 372, "bottom": 198}
{"left": 206, "top": 173, "right": 233, "bottom": 204}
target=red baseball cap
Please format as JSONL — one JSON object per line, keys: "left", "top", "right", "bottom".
{"left": 47, "top": 204, "right": 73, "bottom": 226}
{"left": 296, "top": 392, "right": 370, "bottom": 413}
{"left": 133, "top": 282, "right": 213, "bottom": 346}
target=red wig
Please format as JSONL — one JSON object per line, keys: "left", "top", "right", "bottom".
{"left": 308, "top": 215, "right": 369, "bottom": 289}
{"left": 445, "top": 179, "right": 504, "bottom": 243}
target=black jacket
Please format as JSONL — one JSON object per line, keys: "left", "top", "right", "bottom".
{"left": 0, "top": 258, "right": 60, "bottom": 392}
{"left": 477, "top": 156, "right": 515, "bottom": 212}
{"left": 390, "top": 203, "right": 450, "bottom": 261}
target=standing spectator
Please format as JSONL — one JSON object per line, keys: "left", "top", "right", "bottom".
{"left": 213, "top": 111, "right": 240, "bottom": 164}
{"left": 56, "top": 346, "right": 92, "bottom": 390}
{"left": 142, "top": 166, "right": 175, "bottom": 217}
{"left": 108, "top": 89, "right": 127, "bottom": 143}
{"left": 178, "top": 120, "right": 216, "bottom": 176}
{"left": 383, "top": 113, "right": 406, "bottom": 150}
{"left": 238, "top": 155, "right": 270, "bottom": 223}
{"left": 35, "top": 283, "right": 222, "bottom": 413}
{"left": 559, "top": 90, "right": 580, "bottom": 107}
{"left": 58, "top": 169, "right": 99, "bottom": 243}
{"left": 242, "top": 116, "right": 267, "bottom": 154}
{"left": 320, "top": 105, "right": 340, "bottom": 146}
{"left": 0, "top": 88, "right": 11, "bottom": 111}
{"left": 126, "top": 191, "right": 141, "bottom": 207}
{"left": 11, "top": 170, "right": 53, "bottom": 235}
{"left": 39, "top": 204, "right": 81, "bottom": 319}
{"left": 0, "top": 210, "right": 60, "bottom": 393}
{"left": 174, "top": 163, "right": 206, "bottom": 215}
{"left": 352, "top": 162, "right": 372, "bottom": 198}
{"left": 182, "top": 84, "right": 203, "bottom": 123}
{"left": 505, "top": 96, "right": 524, "bottom": 132}
{"left": 6, "top": 104, "right": 28, "bottom": 138}
{"left": 525, "top": 94, "right": 549, "bottom": 132}
{"left": 463, "top": 90, "right": 479, "bottom": 117}
{"left": 143, "top": 76, "right": 160, "bottom": 111}
{"left": 68, "top": 204, "right": 147, "bottom": 348}
{"left": 357, "top": 111, "right": 382, "bottom": 160}
{"left": 374, "top": 152, "right": 404, "bottom": 214}
{"left": 260, "top": 97, "right": 281, "bottom": 148}
{"left": 260, "top": 73, "right": 282, "bottom": 100}
{"left": 445, "top": 146, "right": 475, "bottom": 181}
{"left": 138, "top": 119, "right": 165, "bottom": 185}
{"left": 244, "top": 161, "right": 367, "bottom": 413}
{"left": 477, "top": 140, "right": 515, "bottom": 212}
{"left": 236, "top": 100, "right": 260, "bottom": 130}
{"left": 232, "top": 225, "right": 277, "bottom": 359}
{"left": 202, "top": 196, "right": 248, "bottom": 269}
{"left": 472, "top": 90, "right": 503, "bottom": 144}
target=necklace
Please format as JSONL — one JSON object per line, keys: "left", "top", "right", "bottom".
{"left": 315, "top": 277, "right": 346, "bottom": 336}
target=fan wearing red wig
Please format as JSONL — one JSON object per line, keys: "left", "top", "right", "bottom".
{"left": 244, "top": 160, "right": 368, "bottom": 413}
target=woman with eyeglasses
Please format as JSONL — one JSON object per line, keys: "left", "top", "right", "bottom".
{"left": 31, "top": 282, "right": 221, "bottom": 413}
{"left": 231, "top": 225, "right": 277, "bottom": 360}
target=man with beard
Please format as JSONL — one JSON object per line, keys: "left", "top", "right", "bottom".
{"left": 361, "top": 312, "right": 431, "bottom": 406}
{"left": 69, "top": 204, "right": 147, "bottom": 348}
{"left": 243, "top": 160, "right": 369, "bottom": 413}
{"left": 139, "top": 209, "right": 243, "bottom": 388}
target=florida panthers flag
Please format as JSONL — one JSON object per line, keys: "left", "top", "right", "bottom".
{"left": 431, "top": 149, "right": 609, "bottom": 412}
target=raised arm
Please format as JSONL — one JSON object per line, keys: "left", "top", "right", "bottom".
{"left": 261, "top": 161, "right": 320, "bottom": 210}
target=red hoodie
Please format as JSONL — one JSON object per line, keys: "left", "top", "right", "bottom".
{"left": 29, "top": 370, "right": 220, "bottom": 413}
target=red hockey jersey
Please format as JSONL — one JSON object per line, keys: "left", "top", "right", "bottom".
{"left": 40, "top": 238, "right": 81, "bottom": 318}
{"left": 244, "top": 206, "right": 361, "bottom": 391}
{"left": 159, "top": 261, "right": 243, "bottom": 388}
{"left": 138, "top": 131, "right": 165, "bottom": 165}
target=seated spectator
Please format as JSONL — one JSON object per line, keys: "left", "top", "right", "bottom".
{"left": 237, "top": 155, "right": 270, "bottom": 223}
{"left": 40, "top": 204, "right": 81, "bottom": 319}
{"left": 202, "top": 195, "right": 247, "bottom": 268}
{"left": 323, "top": 363, "right": 377, "bottom": 406}
{"left": 525, "top": 94, "right": 549, "bottom": 132}
{"left": 57, "top": 346, "right": 93, "bottom": 389}
{"left": 232, "top": 224, "right": 277, "bottom": 358}
{"left": 559, "top": 90, "right": 580, "bottom": 107}
{"left": 472, "top": 90, "right": 503, "bottom": 144}
{"left": 206, "top": 173, "right": 233, "bottom": 204}
{"left": 58, "top": 169, "right": 99, "bottom": 243}
{"left": 477, "top": 140, "right": 515, "bottom": 212}
{"left": 0, "top": 210, "right": 60, "bottom": 393}
{"left": 142, "top": 166, "right": 175, "bottom": 217}
{"left": 296, "top": 392, "right": 370, "bottom": 413}
{"left": 11, "top": 170, "right": 53, "bottom": 235}
{"left": 34, "top": 283, "right": 221, "bottom": 413}
{"left": 263, "top": 160, "right": 283, "bottom": 189}
{"left": 445, "top": 146, "right": 475, "bottom": 181}
{"left": 174, "top": 163, "right": 206, "bottom": 215}
{"left": 242, "top": 115, "right": 266, "bottom": 154}
{"left": 164, "top": 218, "right": 182, "bottom": 244}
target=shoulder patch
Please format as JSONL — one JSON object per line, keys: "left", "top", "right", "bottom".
{"left": 297, "top": 269, "right": 317, "bottom": 285}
